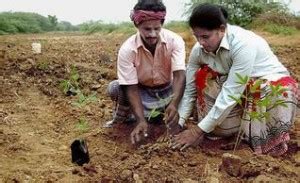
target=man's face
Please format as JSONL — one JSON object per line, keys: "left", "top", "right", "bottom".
{"left": 137, "top": 20, "right": 162, "bottom": 47}
{"left": 192, "top": 26, "right": 225, "bottom": 53}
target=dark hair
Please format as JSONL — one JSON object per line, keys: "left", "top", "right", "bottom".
{"left": 189, "top": 3, "right": 228, "bottom": 30}
{"left": 133, "top": 0, "right": 166, "bottom": 12}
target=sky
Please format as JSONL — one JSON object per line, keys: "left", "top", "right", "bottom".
{"left": 0, "top": 0, "right": 187, "bottom": 25}
{"left": 0, "top": 0, "right": 299, "bottom": 25}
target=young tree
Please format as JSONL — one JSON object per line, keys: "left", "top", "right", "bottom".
{"left": 48, "top": 15, "right": 58, "bottom": 30}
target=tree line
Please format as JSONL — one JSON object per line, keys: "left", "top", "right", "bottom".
{"left": 0, "top": 12, "right": 78, "bottom": 35}
{"left": 0, "top": 1, "right": 299, "bottom": 35}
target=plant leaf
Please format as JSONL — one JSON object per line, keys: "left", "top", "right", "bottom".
{"left": 229, "top": 95, "right": 242, "bottom": 105}
{"left": 235, "top": 73, "right": 249, "bottom": 84}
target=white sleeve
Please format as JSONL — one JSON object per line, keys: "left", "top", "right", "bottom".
{"left": 178, "top": 43, "right": 202, "bottom": 126}
{"left": 198, "top": 40, "right": 257, "bottom": 132}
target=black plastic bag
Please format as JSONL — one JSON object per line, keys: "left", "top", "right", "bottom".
{"left": 71, "top": 139, "right": 90, "bottom": 166}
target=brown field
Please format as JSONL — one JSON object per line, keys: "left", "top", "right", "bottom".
{"left": 0, "top": 30, "right": 299, "bottom": 182}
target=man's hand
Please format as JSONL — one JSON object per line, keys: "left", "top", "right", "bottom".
{"left": 170, "top": 125, "right": 204, "bottom": 151}
{"left": 130, "top": 121, "right": 148, "bottom": 145}
{"left": 167, "top": 119, "right": 186, "bottom": 137}
{"left": 165, "top": 103, "right": 179, "bottom": 126}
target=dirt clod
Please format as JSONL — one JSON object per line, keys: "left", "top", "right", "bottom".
{"left": 221, "top": 153, "right": 242, "bottom": 177}
{"left": 119, "top": 169, "right": 133, "bottom": 181}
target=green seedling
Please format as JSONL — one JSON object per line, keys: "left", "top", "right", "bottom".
{"left": 76, "top": 117, "right": 89, "bottom": 134}
{"left": 37, "top": 61, "right": 49, "bottom": 70}
{"left": 148, "top": 94, "right": 174, "bottom": 139}
{"left": 148, "top": 107, "right": 162, "bottom": 120}
{"left": 229, "top": 73, "right": 288, "bottom": 152}
{"left": 71, "top": 92, "right": 97, "bottom": 108}
{"left": 59, "top": 66, "right": 80, "bottom": 96}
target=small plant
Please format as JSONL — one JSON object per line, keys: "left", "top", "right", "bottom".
{"left": 148, "top": 94, "right": 174, "bottom": 139}
{"left": 76, "top": 117, "right": 89, "bottom": 134}
{"left": 229, "top": 73, "right": 288, "bottom": 152}
{"left": 72, "top": 92, "right": 97, "bottom": 108}
{"left": 59, "top": 66, "right": 80, "bottom": 95}
{"left": 148, "top": 108, "right": 162, "bottom": 121}
{"left": 37, "top": 60, "right": 49, "bottom": 70}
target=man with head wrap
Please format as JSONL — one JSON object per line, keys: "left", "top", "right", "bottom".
{"left": 105, "top": 0, "right": 186, "bottom": 145}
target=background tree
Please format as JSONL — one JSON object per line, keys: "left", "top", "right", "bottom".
{"left": 48, "top": 15, "right": 58, "bottom": 30}
{"left": 183, "top": 0, "right": 290, "bottom": 27}
{"left": 0, "top": 12, "right": 53, "bottom": 34}
{"left": 57, "top": 21, "right": 79, "bottom": 31}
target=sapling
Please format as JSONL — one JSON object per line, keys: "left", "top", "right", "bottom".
{"left": 72, "top": 117, "right": 90, "bottom": 166}
{"left": 76, "top": 117, "right": 89, "bottom": 134}
{"left": 229, "top": 73, "right": 288, "bottom": 152}
{"left": 59, "top": 65, "right": 80, "bottom": 96}
{"left": 71, "top": 91, "right": 97, "bottom": 108}
{"left": 37, "top": 60, "right": 49, "bottom": 70}
{"left": 148, "top": 94, "right": 174, "bottom": 142}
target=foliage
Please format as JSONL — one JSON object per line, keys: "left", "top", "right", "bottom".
{"left": 79, "top": 20, "right": 117, "bottom": 34}
{"left": 113, "top": 22, "right": 136, "bottom": 35}
{"left": 0, "top": 12, "right": 79, "bottom": 34}
{"left": 72, "top": 92, "right": 97, "bottom": 108}
{"left": 250, "top": 10, "right": 300, "bottom": 34}
{"left": 56, "top": 21, "right": 79, "bottom": 31}
{"left": 78, "top": 20, "right": 135, "bottom": 35}
{"left": 263, "top": 23, "right": 297, "bottom": 35}
{"left": 48, "top": 15, "right": 58, "bottom": 29}
{"left": 36, "top": 60, "right": 49, "bottom": 70}
{"left": 78, "top": 20, "right": 190, "bottom": 35}
{"left": 58, "top": 65, "right": 97, "bottom": 136}
{"left": 183, "top": 0, "right": 290, "bottom": 27}
{"left": 58, "top": 65, "right": 98, "bottom": 138}
{"left": 148, "top": 94, "right": 174, "bottom": 139}
{"left": 229, "top": 73, "right": 288, "bottom": 152}
{"left": 164, "top": 21, "right": 189, "bottom": 33}
{"left": 0, "top": 12, "right": 53, "bottom": 34}
{"left": 229, "top": 73, "right": 288, "bottom": 122}
{"left": 59, "top": 66, "right": 80, "bottom": 95}
{"left": 76, "top": 117, "right": 89, "bottom": 133}
{"left": 148, "top": 108, "right": 163, "bottom": 121}
{"left": 147, "top": 94, "right": 173, "bottom": 121}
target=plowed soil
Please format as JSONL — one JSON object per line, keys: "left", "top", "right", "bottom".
{"left": 0, "top": 31, "right": 299, "bottom": 182}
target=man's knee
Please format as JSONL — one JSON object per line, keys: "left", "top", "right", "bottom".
{"left": 107, "top": 80, "right": 119, "bottom": 101}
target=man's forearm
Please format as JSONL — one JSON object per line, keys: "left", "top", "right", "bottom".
{"left": 170, "top": 70, "right": 186, "bottom": 107}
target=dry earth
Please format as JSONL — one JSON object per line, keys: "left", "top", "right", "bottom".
{"left": 0, "top": 31, "right": 299, "bottom": 182}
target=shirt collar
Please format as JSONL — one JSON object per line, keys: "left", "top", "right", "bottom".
{"left": 200, "top": 27, "right": 230, "bottom": 54}
{"left": 219, "top": 28, "right": 229, "bottom": 51}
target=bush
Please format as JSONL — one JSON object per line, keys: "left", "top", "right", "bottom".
{"left": 0, "top": 12, "right": 80, "bottom": 34}
{"left": 251, "top": 10, "right": 300, "bottom": 29}
{"left": 78, "top": 21, "right": 190, "bottom": 36}
{"left": 78, "top": 21, "right": 135, "bottom": 35}
{"left": 183, "top": 0, "right": 289, "bottom": 27}
{"left": 263, "top": 23, "right": 297, "bottom": 35}
{"left": 112, "top": 22, "right": 135, "bottom": 35}
{"left": 164, "top": 21, "right": 189, "bottom": 33}
{"left": 0, "top": 17, "right": 18, "bottom": 33}
{"left": 0, "top": 12, "right": 52, "bottom": 34}
{"left": 57, "top": 21, "right": 79, "bottom": 31}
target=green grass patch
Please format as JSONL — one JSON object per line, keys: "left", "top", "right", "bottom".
{"left": 263, "top": 23, "right": 297, "bottom": 35}
{"left": 164, "top": 21, "right": 189, "bottom": 33}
